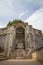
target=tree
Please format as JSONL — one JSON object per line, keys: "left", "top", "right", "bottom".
{"left": 7, "top": 19, "right": 24, "bottom": 27}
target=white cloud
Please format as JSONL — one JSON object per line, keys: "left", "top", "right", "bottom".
{"left": 0, "top": 22, "right": 6, "bottom": 28}
{"left": 18, "top": 12, "right": 25, "bottom": 19}
{"left": 0, "top": 25, "right": 4, "bottom": 28}
{"left": 18, "top": 10, "right": 28, "bottom": 19}
{"left": 25, "top": 8, "right": 43, "bottom": 32}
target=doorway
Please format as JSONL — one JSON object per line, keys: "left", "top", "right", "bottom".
{"left": 15, "top": 26, "right": 25, "bottom": 58}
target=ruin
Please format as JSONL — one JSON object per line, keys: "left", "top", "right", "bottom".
{"left": 0, "top": 22, "right": 43, "bottom": 59}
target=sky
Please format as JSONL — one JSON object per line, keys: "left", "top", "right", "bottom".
{"left": 0, "top": 0, "right": 43, "bottom": 32}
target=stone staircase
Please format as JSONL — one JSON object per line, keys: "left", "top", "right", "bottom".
{"left": 0, "top": 53, "right": 6, "bottom": 60}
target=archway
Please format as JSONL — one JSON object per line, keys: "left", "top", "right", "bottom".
{"left": 15, "top": 26, "right": 25, "bottom": 58}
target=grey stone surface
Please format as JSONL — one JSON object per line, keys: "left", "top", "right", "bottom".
{"left": 0, "top": 22, "right": 43, "bottom": 59}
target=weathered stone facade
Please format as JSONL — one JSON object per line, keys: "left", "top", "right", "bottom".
{"left": 0, "top": 22, "right": 43, "bottom": 59}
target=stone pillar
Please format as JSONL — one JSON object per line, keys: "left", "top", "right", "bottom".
{"left": 4, "top": 27, "right": 15, "bottom": 58}
{"left": 7, "top": 33, "right": 14, "bottom": 58}
{"left": 32, "top": 29, "right": 36, "bottom": 51}
{"left": 25, "top": 25, "right": 33, "bottom": 58}
{"left": 4, "top": 34, "right": 9, "bottom": 57}
{"left": 25, "top": 25, "right": 33, "bottom": 50}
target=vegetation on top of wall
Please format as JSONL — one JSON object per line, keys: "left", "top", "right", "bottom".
{"left": 7, "top": 19, "right": 24, "bottom": 27}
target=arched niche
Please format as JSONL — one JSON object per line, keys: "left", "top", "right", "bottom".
{"left": 15, "top": 26, "right": 25, "bottom": 49}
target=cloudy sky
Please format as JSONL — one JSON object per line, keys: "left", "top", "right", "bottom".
{"left": 0, "top": 0, "right": 43, "bottom": 32}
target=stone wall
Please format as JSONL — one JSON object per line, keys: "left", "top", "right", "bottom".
{"left": 32, "top": 28, "right": 43, "bottom": 51}
{"left": 34, "top": 35, "right": 43, "bottom": 49}
{"left": 0, "top": 34, "right": 6, "bottom": 49}
{"left": 0, "top": 23, "right": 43, "bottom": 59}
{"left": 32, "top": 48, "right": 43, "bottom": 62}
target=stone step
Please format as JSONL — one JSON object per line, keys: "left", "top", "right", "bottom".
{"left": 0, "top": 56, "right": 4, "bottom": 58}
{"left": 0, "top": 55, "right": 4, "bottom": 58}
{"left": 0, "top": 58, "right": 7, "bottom": 61}
{"left": 0, "top": 55, "right": 7, "bottom": 60}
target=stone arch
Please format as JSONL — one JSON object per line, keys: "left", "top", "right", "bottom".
{"left": 14, "top": 25, "right": 25, "bottom": 58}
{"left": 11, "top": 24, "right": 26, "bottom": 58}
{"left": 15, "top": 24, "right": 25, "bottom": 30}
{"left": 15, "top": 26, "right": 25, "bottom": 49}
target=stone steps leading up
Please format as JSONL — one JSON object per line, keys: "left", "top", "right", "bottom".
{"left": 0, "top": 53, "right": 7, "bottom": 60}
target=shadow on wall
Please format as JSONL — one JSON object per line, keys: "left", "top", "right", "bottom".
{"left": 0, "top": 47, "right": 4, "bottom": 53}
{"left": 32, "top": 48, "right": 43, "bottom": 62}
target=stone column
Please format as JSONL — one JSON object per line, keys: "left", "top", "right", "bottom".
{"left": 25, "top": 25, "right": 33, "bottom": 50}
{"left": 4, "top": 34, "right": 9, "bottom": 57}
{"left": 7, "top": 33, "right": 14, "bottom": 58}
{"left": 32, "top": 29, "right": 37, "bottom": 51}
{"left": 25, "top": 25, "right": 33, "bottom": 58}
{"left": 4, "top": 27, "right": 15, "bottom": 58}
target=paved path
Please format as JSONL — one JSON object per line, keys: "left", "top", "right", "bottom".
{"left": 0, "top": 59, "right": 43, "bottom": 65}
